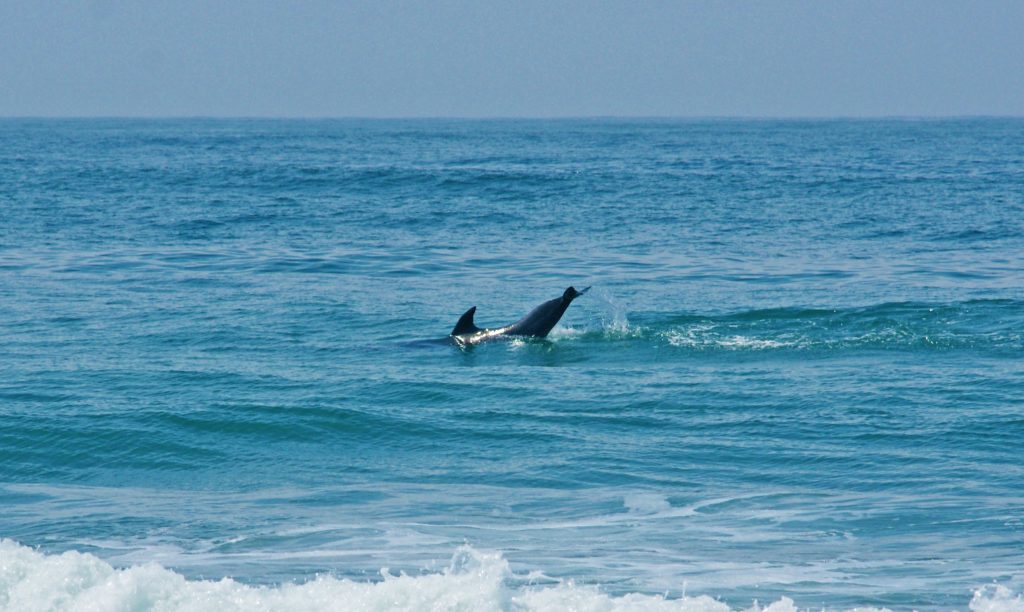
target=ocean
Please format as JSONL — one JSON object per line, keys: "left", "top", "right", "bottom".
{"left": 1, "top": 118, "right": 1022, "bottom": 611}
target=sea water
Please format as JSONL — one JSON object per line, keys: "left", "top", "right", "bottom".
{"left": 1, "top": 118, "right": 1023, "bottom": 611}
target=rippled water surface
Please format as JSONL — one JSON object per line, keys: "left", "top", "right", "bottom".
{"left": 1, "top": 118, "right": 1023, "bottom": 610}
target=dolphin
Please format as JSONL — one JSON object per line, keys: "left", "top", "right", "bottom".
{"left": 450, "top": 286, "right": 591, "bottom": 346}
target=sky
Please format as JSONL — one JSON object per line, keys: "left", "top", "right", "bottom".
{"left": 1, "top": 0, "right": 1022, "bottom": 118}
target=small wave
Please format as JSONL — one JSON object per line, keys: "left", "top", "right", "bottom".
{"left": 1, "top": 540, "right": 1019, "bottom": 611}
{"left": 591, "top": 300, "right": 1024, "bottom": 353}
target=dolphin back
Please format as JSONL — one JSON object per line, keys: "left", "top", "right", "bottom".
{"left": 506, "top": 286, "right": 587, "bottom": 337}
{"left": 505, "top": 298, "right": 566, "bottom": 337}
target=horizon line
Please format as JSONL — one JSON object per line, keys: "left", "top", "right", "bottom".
{"left": 1, "top": 114, "right": 1022, "bottom": 122}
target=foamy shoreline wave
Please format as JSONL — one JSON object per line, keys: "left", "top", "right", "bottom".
{"left": 2, "top": 540, "right": 1020, "bottom": 612}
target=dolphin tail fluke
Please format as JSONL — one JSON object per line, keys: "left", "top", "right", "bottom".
{"left": 451, "top": 306, "right": 481, "bottom": 336}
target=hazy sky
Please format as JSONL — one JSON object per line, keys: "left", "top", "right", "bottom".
{"left": 2, "top": 0, "right": 1022, "bottom": 117}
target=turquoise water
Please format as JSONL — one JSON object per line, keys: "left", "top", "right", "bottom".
{"left": 1, "top": 118, "right": 1023, "bottom": 610}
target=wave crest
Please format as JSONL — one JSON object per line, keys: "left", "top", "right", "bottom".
{"left": 4, "top": 540, "right": 1023, "bottom": 611}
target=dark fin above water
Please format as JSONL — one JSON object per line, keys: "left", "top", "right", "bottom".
{"left": 451, "top": 306, "right": 481, "bottom": 336}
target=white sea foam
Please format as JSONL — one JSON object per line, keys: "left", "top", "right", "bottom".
{"left": 0, "top": 540, "right": 715, "bottom": 612}
{"left": 547, "top": 325, "right": 585, "bottom": 340}
{"left": 624, "top": 493, "right": 672, "bottom": 515}
{"left": 664, "top": 328, "right": 793, "bottom": 351}
{"left": 3, "top": 539, "right": 1021, "bottom": 611}
{"left": 971, "top": 586, "right": 1024, "bottom": 612}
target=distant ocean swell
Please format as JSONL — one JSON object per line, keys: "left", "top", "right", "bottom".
{"left": 2, "top": 540, "right": 1021, "bottom": 612}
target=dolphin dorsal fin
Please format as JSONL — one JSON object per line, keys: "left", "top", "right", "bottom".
{"left": 451, "top": 306, "right": 481, "bottom": 336}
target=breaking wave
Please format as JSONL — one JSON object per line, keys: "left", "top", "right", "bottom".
{"left": 2, "top": 540, "right": 1022, "bottom": 612}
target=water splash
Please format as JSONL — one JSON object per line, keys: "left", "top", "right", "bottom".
{"left": 576, "top": 286, "right": 633, "bottom": 337}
